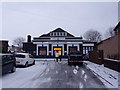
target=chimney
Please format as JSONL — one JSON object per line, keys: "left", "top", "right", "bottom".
{"left": 27, "top": 35, "right": 31, "bottom": 42}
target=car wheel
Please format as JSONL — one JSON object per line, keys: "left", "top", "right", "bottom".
{"left": 11, "top": 66, "right": 16, "bottom": 73}
{"left": 32, "top": 60, "right": 35, "bottom": 65}
{"left": 25, "top": 62, "right": 28, "bottom": 67}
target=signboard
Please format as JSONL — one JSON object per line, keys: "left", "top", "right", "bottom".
{"left": 54, "top": 48, "right": 62, "bottom": 51}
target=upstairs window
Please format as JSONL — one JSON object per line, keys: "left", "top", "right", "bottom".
{"left": 57, "top": 32, "right": 59, "bottom": 36}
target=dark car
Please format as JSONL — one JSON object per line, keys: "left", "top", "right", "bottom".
{"left": 68, "top": 51, "right": 83, "bottom": 65}
{"left": 0, "top": 53, "right": 16, "bottom": 74}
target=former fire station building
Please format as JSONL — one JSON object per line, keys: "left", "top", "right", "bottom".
{"left": 23, "top": 28, "right": 96, "bottom": 57}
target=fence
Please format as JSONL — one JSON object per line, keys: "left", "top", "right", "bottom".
{"left": 89, "top": 50, "right": 103, "bottom": 65}
{"left": 89, "top": 50, "right": 120, "bottom": 72}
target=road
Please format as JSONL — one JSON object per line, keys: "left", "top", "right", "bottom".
{"left": 2, "top": 60, "right": 107, "bottom": 89}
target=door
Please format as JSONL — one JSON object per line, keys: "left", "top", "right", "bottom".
{"left": 29, "top": 54, "right": 34, "bottom": 64}
{"left": 53, "top": 48, "right": 62, "bottom": 56}
{"left": 2, "top": 55, "right": 13, "bottom": 73}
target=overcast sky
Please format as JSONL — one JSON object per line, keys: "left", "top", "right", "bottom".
{"left": 1, "top": 2, "right": 118, "bottom": 45}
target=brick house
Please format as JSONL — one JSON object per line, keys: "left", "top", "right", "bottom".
{"left": 97, "top": 22, "right": 120, "bottom": 60}
{"left": 0, "top": 40, "right": 9, "bottom": 53}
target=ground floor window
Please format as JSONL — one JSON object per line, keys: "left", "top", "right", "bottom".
{"left": 69, "top": 46, "right": 77, "bottom": 53}
{"left": 38, "top": 47, "right": 47, "bottom": 55}
{"left": 83, "top": 46, "right": 94, "bottom": 54}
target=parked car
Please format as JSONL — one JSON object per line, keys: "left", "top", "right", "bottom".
{"left": 68, "top": 51, "right": 83, "bottom": 65}
{"left": 0, "top": 53, "right": 16, "bottom": 74}
{"left": 15, "top": 53, "right": 35, "bottom": 67}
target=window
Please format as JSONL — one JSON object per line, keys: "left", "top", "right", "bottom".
{"left": 59, "top": 32, "right": 61, "bottom": 36}
{"left": 62, "top": 32, "right": 64, "bottom": 36}
{"left": 83, "top": 47, "right": 85, "bottom": 50}
{"left": 61, "top": 32, "right": 62, "bottom": 36}
{"left": 15, "top": 54, "right": 25, "bottom": 58}
{"left": 83, "top": 50, "right": 85, "bottom": 54}
{"left": 65, "top": 32, "right": 67, "bottom": 36}
{"left": 57, "top": 32, "right": 59, "bottom": 36}
{"left": 91, "top": 47, "right": 94, "bottom": 51}
{"left": 38, "top": 47, "right": 47, "bottom": 55}
{"left": 69, "top": 47, "right": 77, "bottom": 53}
{"left": 86, "top": 47, "right": 89, "bottom": 50}
{"left": 29, "top": 55, "right": 33, "bottom": 58}
{"left": 54, "top": 32, "right": 56, "bottom": 36}
{"left": 50, "top": 33, "right": 53, "bottom": 36}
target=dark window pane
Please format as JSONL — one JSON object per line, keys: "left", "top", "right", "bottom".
{"left": 64, "top": 44, "right": 67, "bottom": 51}
{"left": 15, "top": 54, "right": 25, "bottom": 58}
{"left": 49, "top": 44, "right": 52, "bottom": 51}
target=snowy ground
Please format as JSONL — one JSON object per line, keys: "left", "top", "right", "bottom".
{"left": 84, "top": 61, "right": 119, "bottom": 88}
{"left": 2, "top": 61, "right": 48, "bottom": 88}
{"left": 1, "top": 59, "right": 119, "bottom": 89}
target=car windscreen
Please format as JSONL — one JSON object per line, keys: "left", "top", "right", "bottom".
{"left": 15, "top": 54, "right": 25, "bottom": 58}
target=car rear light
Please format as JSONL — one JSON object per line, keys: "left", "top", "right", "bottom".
{"left": 16, "top": 61, "right": 20, "bottom": 63}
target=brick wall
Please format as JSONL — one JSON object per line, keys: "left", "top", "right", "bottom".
{"left": 98, "top": 35, "right": 119, "bottom": 60}
{"left": 0, "top": 40, "right": 8, "bottom": 53}
{"left": 23, "top": 42, "right": 36, "bottom": 56}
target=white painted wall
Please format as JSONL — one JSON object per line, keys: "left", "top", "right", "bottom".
{"left": 83, "top": 43, "right": 94, "bottom": 46}
{"left": 50, "top": 37, "right": 65, "bottom": 40}
{"left": 34, "top": 41, "right": 95, "bottom": 56}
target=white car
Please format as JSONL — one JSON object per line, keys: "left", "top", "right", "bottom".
{"left": 15, "top": 53, "right": 35, "bottom": 67}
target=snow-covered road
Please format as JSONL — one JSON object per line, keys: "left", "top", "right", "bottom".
{"left": 2, "top": 60, "right": 107, "bottom": 88}
{"left": 2, "top": 61, "right": 48, "bottom": 88}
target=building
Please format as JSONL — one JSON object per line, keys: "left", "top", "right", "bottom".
{"left": 0, "top": 40, "right": 9, "bottom": 53}
{"left": 23, "top": 28, "right": 96, "bottom": 57}
{"left": 8, "top": 45, "right": 22, "bottom": 53}
{"left": 23, "top": 35, "right": 37, "bottom": 56}
{"left": 97, "top": 22, "right": 120, "bottom": 60}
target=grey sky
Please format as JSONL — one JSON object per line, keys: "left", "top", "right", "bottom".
{"left": 1, "top": 2, "right": 118, "bottom": 45}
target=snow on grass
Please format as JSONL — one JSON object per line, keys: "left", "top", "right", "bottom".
{"left": 2, "top": 61, "right": 48, "bottom": 88}
{"left": 84, "top": 61, "right": 119, "bottom": 88}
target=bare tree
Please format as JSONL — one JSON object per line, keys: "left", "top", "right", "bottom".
{"left": 83, "top": 29, "right": 102, "bottom": 42}
{"left": 13, "top": 37, "right": 25, "bottom": 48}
{"left": 105, "top": 27, "right": 115, "bottom": 38}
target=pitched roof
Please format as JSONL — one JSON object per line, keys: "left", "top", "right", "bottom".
{"left": 39, "top": 28, "right": 74, "bottom": 37}
{"left": 51, "top": 28, "right": 66, "bottom": 32}
{"left": 114, "top": 22, "right": 120, "bottom": 31}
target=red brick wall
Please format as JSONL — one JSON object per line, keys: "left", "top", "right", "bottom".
{"left": 0, "top": 41, "right": 8, "bottom": 53}
{"left": 23, "top": 43, "right": 36, "bottom": 56}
